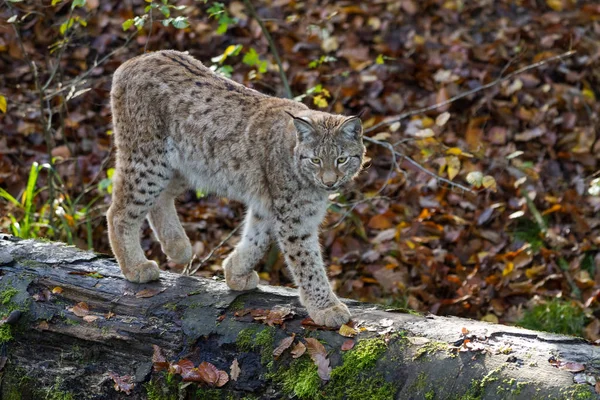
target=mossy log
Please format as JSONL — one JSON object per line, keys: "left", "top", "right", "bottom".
{"left": 0, "top": 235, "right": 597, "bottom": 400}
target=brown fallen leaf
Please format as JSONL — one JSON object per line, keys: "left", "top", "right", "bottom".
{"left": 559, "top": 362, "right": 586, "bottom": 373}
{"left": 152, "top": 345, "right": 169, "bottom": 372}
{"left": 33, "top": 289, "right": 52, "bottom": 302}
{"left": 83, "top": 315, "right": 100, "bottom": 323}
{"left": 230, "top": 358, "right": 241, "bottom": 381}
{"left": 108, "top": 372, "right": 135, "bottom": 395}
{"left": 135, "top": 288, "right": 166, "bottom": 298}
{"left": 341, "top": 339, "right": 355, "bottom": 351}
{"left": 305, "top": 338, "right": 331, "bottom": 381}
{"left": 273, "top": 334, "right": 295, "bottom": 359}
{"left": 71, "top": 302, "right": 90, "bottom": 317}
{"left": 291, "top": 341, "right": 306, "bottom": 358}
{"left": 105, "top": 311, "right": 115, "bottom": 320}
{"left": 37, "top": 321, "right": 50, "bottom": 331}
{"left": 338, "top": 324, "right": 358, "bottom": 338}
{"left": 198, "top": 361, "right": 229, "bottom": 387}
{"left": 461, "top": 327, "right": 469, "bottom": 335}
{"left": 176, "top": 359, "right": 204, "bottom": 382}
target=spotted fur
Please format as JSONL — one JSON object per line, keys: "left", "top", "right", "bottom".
{"left": 107, "top": 50, "right": 365, "bottom": 327}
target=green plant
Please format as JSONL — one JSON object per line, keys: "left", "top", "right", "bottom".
{"left": 0, "top": 162, "right": 50, "bottom": 239}
{"left": 518, "top": 298, "right": 586, "bottom": 336}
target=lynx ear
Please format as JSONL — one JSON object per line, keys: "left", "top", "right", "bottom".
{"left": 340, "top": 116, "right": 363, "bottom": 140}
{"left": 285, "top": 111, "right": 316, "bottom": 142}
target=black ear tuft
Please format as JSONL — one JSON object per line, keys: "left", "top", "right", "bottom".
{"left": 286, "top": 111, "right": 316, "bottom": 142}
{"left": 340, "top": 116, "right": 363, "bottom": 140}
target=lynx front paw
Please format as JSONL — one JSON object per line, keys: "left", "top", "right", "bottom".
{"left": 310, "top": 302, "right": 351, "bottom": 328}
{"left": 224, "top": 269, "right": 259, "bottom": 291}
{"left": 223, "top": 253, "right": 259, "bottom": 291}
{"left": 122, "top": 260, "right": 161, "bottom": 283}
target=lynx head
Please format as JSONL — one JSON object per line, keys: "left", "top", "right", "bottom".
{"left": 287, "top": 111, "right": 366, "bottom": 191}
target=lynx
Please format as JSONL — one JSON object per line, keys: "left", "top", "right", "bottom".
{"left": 107, "top": 50, "right": 365, "bottom": 327}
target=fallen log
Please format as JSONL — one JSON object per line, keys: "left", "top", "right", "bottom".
{"left": 0, "top": 235, "right": 597, "bottom": 399}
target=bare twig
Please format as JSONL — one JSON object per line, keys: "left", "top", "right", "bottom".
{"left": 364, "top": 50, "right": 576, "bottom": 134}
{"left": 185, "top": 224, "right": 242, "bottom": 276}
{"left": 364, "top": 136, "right": 475, "bottom": 193}
{"left": 242, "top": 0, "right": 292, "bottom": 99}
{"left": 43, "top": 31, "right": 138, "bottom": 100}
{"left": 9, "top": 7, "right": 56, "bottom": 233}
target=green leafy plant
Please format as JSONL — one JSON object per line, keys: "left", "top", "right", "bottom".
{"left": 206, "top": 1, "right": 236, "bottom": 34}
{"left": 122, "top": 0, "right": 189, "bottom": 31}
{"left": 0, "top": 162, "right": 50, "bottom": 239}
{"left": 518, "top": 298, "right": 587, "bottom": 336}
{"left": 294, "top": 84, "right": 331, "bottom": 108}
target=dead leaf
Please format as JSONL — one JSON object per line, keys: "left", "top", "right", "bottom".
{"left": 152, "top": 345, "right": 169, "bottom": 372}
{"left": 51, "top": 287, "right": 63, "bottom": 294}
{"left": 71, "top": 302, "right": 90, "bottom": 317}
{"left": 305, "top": 338, "right": 331, "bottom": 381}
{"left": 105, "top": 311, "right": 115, "bottom": 320}
{"left": 368, "top": 214, "right": 393, "bottom": 230}
{"left": 198, "top": 361, "right": 229, "bottom": 387}
{"left": 291, "top": 341, "right": 307, "bottom": 358}
{"left": 135, "top": 288, "right": 166, "bottom": 298}
{"left": 83, "top": 315, "right": 100, "bottom": 323}
{"left": 341, "top": 339, "right": 355, "bottom": 351}
{"left": 338, "top": 324, "right": 358, "bottom": 337}
{"left": 560, "top": 362, "right": 586, "bottom": 372}
{"left": 108, "top": 372, "right": 135, "bottom": 395}
{"left": 273, "top": 334, "right": 295, "bottom": 358}
{"left": 37, "top": 321, "right": 50, "bottom": 331}
{"left": 230, "top": 358, "right": 241, "bottom": 381}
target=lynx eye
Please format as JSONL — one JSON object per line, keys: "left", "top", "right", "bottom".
{"left": 310, "top": 158, "right": 321, "bottom": 165}
{"left": 336, "top": 156, "right": 348, "bottom": 165}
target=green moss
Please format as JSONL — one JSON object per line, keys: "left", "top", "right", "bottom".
{"left": 457, "top": 367, "right": 505, "bottom": 400}
{"left": 1, "top": 288, "right": 18, "bottom": 305}
{"left": 163, "top": 303, "right": 178, "bottom": 312}
{"left": 410, "top": 372, "right": 428, "bottom": 392}
{"left": 236, "top": 326, "right": 261, "bottom": 351}
{"left": 144, "top": 374, "right": 178, "bottom": 400}
{"left": 425, "top": 389, "right": 436, "bottom": 400}
{"left": 518, "top": 298, "right": 586, "bottom": 336}
{"left": 273, "top": 337, "right": 395, "bottom": 400}
{"left": 228, "top": 296, "right": 245, "bottom": 311}
{"left": 194, "top": 387, "right": 225, "bottom": 400}
{"left": 236, "top": 325, "right": 275, "bottom": 364}
{"left": 412, "top": 341, "right": 450, "bottom": 361}
{"left": 255, "top": 326, "right": 275, "bottom": 364}
{"left": 0, "top": 324, "right": 13, "bottom": 344}
{"left": 561, "top": 384, "right": 595, "bottom": 400}
{"left": 276, "top": 357, "right": 321, "bottom": 399}
{"left": 44, "top": 379, "right": 74, "bottom": 400}
{"left": 326, "top": 337, "right": 394, "bottom": 400}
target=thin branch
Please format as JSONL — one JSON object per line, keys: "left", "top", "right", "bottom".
{"left": 184, "top": 224, "right": 242, "bottom": 276}
{"left": 242, "top": 0, "right": 292, "bottom": 99}
{"left": 364, "top": 50, "right": 576, "bottom": 134}
{"left": 9, "top": 7, "right": 56, "bottom": 233}
{"left": 363, "top": 136, "right": 475, "bottom": 193}
{"left": 43, "top": 31, "right": 138, "bottom": 101}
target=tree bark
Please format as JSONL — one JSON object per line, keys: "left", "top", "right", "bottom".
{"left": 0, "top": 235, "right": 597, "bottom": 399}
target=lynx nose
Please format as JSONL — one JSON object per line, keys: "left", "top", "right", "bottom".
{"left": 322, "top": 171, "right": 337, "bottom": 187}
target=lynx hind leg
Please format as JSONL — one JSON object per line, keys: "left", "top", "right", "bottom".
{"left": 147, "top": 174, "right": 192, "bottom": 265}
{"left": 223, "top": 209, "right": 271, "bottom": 291}
{"left": 107, "top": 151, "right": 171, "bottom": 283}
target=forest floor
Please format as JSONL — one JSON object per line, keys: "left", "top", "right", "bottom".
{"left": 1, "top": 0, "right": 599, "bottom": 340}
